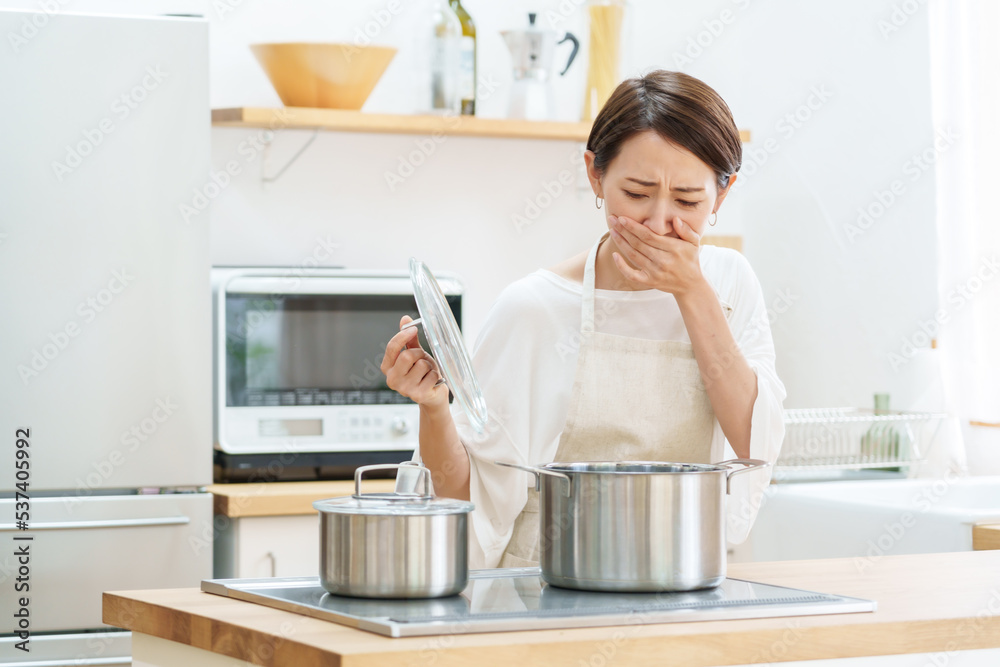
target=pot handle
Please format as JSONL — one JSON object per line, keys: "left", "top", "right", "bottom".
{"left": 355, "top": 462, "right": 433, "bottom": 500}
{"left": 716, "top": 458, "right": 770, "bottom": 495}
{"left": 493, "top": 460, "right": 572, "bottom": 496}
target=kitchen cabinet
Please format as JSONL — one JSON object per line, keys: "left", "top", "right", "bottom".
{"left": 104, "top": 550, "right": 1000, "bottom": 666}
{"left": 209, "top": 479, "right": 395, "bottom": 579}
{"left": 213, "top": 514, "right": 318, "bottom": 579}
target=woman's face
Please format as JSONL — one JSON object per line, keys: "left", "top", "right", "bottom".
{"left": 585, "top": 130, "right": 734, "bottom": 238}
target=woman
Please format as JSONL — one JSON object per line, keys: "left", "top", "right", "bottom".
{"left": 381, "top": 70, "right": 786, "bottom": 569}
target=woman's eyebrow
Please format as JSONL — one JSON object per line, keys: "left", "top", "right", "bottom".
{"left": 623, "top": 177, "right": 704, "bottom": 193}
{"left": 625, "top": 177, "right": 657, "bottom": 186}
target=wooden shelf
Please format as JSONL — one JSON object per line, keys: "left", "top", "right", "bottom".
{"left": 974, "top": 523, "right": 1000, "bottom": 550}
{"left": 701, "top": 235, "right": 743, "bottom": 253}
{"left": 212, "top": 107, "right": 752, "bottom": 143}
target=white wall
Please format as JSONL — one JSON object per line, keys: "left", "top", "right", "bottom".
{"left": 635, "top": 1, "right": 939, "bottom": 411}
{"left": 203, "top": 0, "right": 940, "bottom": 414}
{"left": 205, "top": 0, "right": 611, "bottom": 349}
{"left": 11, "top": 0, "right": 942, "bottom": 413}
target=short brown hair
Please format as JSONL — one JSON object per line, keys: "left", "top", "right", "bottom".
{"left": 586, "top": 70, "right": 742, "bottom": 191}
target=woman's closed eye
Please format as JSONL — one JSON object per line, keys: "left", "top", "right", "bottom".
{"left": 623, "top": 190, "right": 702, "bottom": 208}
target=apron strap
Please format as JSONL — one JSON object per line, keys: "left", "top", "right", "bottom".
{"left": 581, "top": 233, "right": 608, "bottom": 334}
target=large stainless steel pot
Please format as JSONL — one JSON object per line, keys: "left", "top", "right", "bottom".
{"left": 495, "top": 459, "right": 768, "bottom": 593}
{"left": 312, "top": 463, "right": 474, "bottom": 599}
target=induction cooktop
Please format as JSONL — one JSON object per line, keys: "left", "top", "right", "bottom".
{"left": 202, "top": 567, "right": 875, "bottom": 638}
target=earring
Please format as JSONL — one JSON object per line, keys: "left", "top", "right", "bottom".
{"left": 595, "top": 195, "right": 604, "bottom": 210}
{"left": 709, "top": 212, "right": 718, "bottom": 226}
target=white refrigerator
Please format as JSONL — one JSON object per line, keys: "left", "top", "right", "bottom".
{"left": 0, "top": 9, "right": 212, "bottom": 664}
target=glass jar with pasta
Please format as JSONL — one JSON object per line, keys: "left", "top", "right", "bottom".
{"left": 582, "top": 0, "right": 627, "bottom": 122}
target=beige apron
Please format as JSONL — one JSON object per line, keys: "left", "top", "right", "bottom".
{"left": 499, "top": 233, "right": 718, "bottom": 568}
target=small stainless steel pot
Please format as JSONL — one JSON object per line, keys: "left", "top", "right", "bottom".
{"left": 313, "top": 463, "right": 474, "bottom": 599}
{"left": 495, "top": 459, "right": 768, "bottom": 593}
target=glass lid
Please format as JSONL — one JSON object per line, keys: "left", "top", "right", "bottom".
{"left": 311, "top": 462, "right": 475, "bottom": 516}
{"left": 312, "top": 495, "right": 474, "bottom": 516}
{"left": 544, "top": 461, "right": 728, "bottom": 474}
{"left": 408, "top": 258, "right": 489, "bottom": 433}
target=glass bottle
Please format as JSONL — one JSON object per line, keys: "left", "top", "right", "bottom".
{"left": 430, "top": 1, "right": 462, "bottom": 114}
{"left": 449, "top": 0, "right": 476, "bottom": 115}
{"left": 582, "top": 0, "right": 626, "bottom": 122}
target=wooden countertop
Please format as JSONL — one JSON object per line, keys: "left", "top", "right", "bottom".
{"left": 104, "top": 551, "right": 1000, "bottom": 666}
{"left": 207, "top": 479, "right": 396, "bottom": 518}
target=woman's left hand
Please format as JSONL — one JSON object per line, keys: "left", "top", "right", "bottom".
{"left": 609, "top": 215, "right": 706, "bottom": 296}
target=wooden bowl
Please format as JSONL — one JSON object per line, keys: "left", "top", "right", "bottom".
{"left": 250, "top": 42, "right": 397, "bottom": 110}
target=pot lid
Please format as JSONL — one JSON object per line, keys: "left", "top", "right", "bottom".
{"left": 312, "top": 463, "right": 474, "bottom": 516}
{"left": 409, "top": 258, "right": 489, "bottom": 433}
{"left": 313, "top": 494, "right": 474, "bottom": 516}
{"left": 542, "top": 461, "right": 729, "bottom": 474}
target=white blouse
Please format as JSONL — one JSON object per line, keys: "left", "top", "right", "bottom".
{"left": 417, "top": 244, "right": 787, "bottom": 569}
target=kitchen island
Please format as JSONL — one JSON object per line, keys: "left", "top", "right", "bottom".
{"left": 104, "top": 550, "right": 1000, "bottom": 666}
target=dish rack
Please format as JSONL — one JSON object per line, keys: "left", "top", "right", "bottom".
{"left": 775, "top": 408, "right": 948, "bottom": 481}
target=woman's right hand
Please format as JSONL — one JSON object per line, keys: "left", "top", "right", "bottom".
{"left": 380, "top": 315, "right": 450, "bottom": 409}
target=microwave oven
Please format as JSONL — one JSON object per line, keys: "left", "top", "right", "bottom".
{"left": 211, "top": 267, "right": 463, "bottom": 482}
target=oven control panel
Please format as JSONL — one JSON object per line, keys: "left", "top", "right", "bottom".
{"left": 218, "top": 404, "right": 420, "bottom": 454}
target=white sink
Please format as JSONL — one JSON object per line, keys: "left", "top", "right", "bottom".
{"left": 733, "top": 476, "right": 1000, "bottom": 565}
